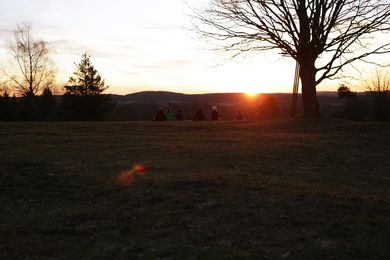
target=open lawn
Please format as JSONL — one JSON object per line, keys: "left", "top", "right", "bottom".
{"left": 1, "top": 118, "right": 390, "bottom": 259}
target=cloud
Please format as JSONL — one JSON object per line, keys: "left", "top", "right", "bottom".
{"left": 127, "top": 59, "right": 198, "bottom": 75}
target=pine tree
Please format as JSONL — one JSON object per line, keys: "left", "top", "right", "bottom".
{"left": 61, "top": 54, "right": 114, "bottom": 120}
{"left": 65, "top": 54, "right": 107, "bottom": 96}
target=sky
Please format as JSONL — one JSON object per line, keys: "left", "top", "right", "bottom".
{"left": 0, "top": 0, "right": 382, "bottom": 95}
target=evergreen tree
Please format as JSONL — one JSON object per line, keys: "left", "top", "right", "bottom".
{"left": 66, "top": 53, "right": 107, "bottom": 96}
{"left": 60, "top": 54, "right": 114, "bottom": 120}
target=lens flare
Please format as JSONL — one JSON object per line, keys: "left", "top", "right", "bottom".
{"left": 133, "top": 163, "right": 145, "bottom": 175}
{"left": 117, "top": 170, "right": 135, "bottom": 187}
{"left": 117, "top": 163, "right": 145, "bottom": 187}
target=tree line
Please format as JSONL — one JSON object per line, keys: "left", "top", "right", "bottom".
{"left": 0, "top": 24, "right": 114, "bottom": 121}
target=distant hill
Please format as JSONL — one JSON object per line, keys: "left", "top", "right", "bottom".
{"left": 106, "top": 91, "right": 359, "bottom": 121}
{"left": 111, "top": 91, "right": 188, "bottom": 104}
{"left": 112, "top": 91, "right": 336, "bottom": 104}
{"left": 111, "top": 91, "right": 245, "bottom": 104}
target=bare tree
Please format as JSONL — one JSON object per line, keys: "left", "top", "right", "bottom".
{"left": 194, "top": 0, "right": 390, "bottom": 115}
{"left": 367, "top": 69, "right": 390, "bottom": 120}
{"left": 6, "top": 23, "right": 55, "bottom": 97}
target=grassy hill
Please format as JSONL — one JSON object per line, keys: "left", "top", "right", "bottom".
{"left": 1, "top": 119, "right": 389, "bottom": 258}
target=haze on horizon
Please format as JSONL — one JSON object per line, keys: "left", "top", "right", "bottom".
{"left": 0, "top": 0, "right": 384, "bottom": 95}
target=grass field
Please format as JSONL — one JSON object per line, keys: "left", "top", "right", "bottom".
{"left": 1, "top": 118, "right": 390, "bottom": 259}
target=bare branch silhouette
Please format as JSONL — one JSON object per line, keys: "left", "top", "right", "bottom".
{"left": 6, "top": 23, "right": 55, "bottom": 96}
{"left": 193, "top": 0, "right": 390, "bottom": 115}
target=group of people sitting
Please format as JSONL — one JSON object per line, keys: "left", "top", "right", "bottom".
{"left": 154, "top": 109, "right": 183, "bottom": 121}
{"left": 154, "top": 106, "right": 244, "bottom": 121}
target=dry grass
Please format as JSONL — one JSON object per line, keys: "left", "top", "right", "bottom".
{"left": 0, "top": 118, "right": 389, "bottom": 259}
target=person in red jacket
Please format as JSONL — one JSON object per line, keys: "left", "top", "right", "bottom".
{"left": 154, "top": 108, "right": 167, "bottom": 121}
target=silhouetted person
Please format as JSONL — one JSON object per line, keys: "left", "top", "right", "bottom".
{"left": 175, "top": 110, "right": 184, "bottom": 120}
{"left": 236, "top": 110, "right": 243, "bottom": 120}
{"left": 166, "top": 109, "right": 175, "bottom": 121}
{"left": 211, "top": 106, "right": 219, "bottom": 121}
{"left": 193, "top": 108, "right": 206, "bottom": 121}
{"left": 154, "top": 108, "right": 167, "bottom": 121}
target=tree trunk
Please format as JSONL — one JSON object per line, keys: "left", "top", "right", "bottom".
{"left": 300, "top": 59, "right": 320, "bottom": 116}
{"left": 297, "top": 1, "right": 320, "bottom": 117}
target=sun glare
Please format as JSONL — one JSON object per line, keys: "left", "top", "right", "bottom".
{"left": 246, "top": 91, "right": 258, "bottom": 97}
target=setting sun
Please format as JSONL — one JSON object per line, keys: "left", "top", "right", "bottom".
{"left": 246, "top": 91, "right": 258, "bottom": 97}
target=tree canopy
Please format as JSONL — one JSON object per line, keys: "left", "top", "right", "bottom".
{"left": 194, "top": 0, "right": 390, "bottom": 115}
